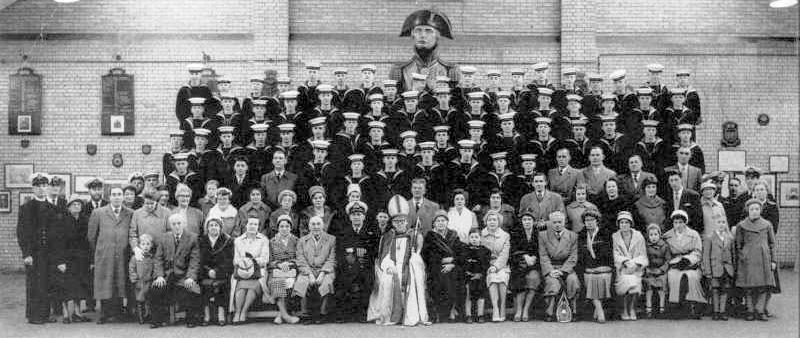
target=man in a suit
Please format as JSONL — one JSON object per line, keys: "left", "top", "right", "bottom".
{"left": 663, "top": 168, "right": 702, "bottom": 233}
{"left": 547, "top": 148, "right": 583, "bottom": 202}
{"left": 294, "top": 216, "right": 337, "bottom": 324}
{"left": 88, "top": 187, "right": 133, "bottom": 324}
{"left": 519, "top": 172, "right": 566, "bottom": 229}
{"left": 152, "top": 213, "right": 201, "bottom": 328}
{"left": 581, "top": 146, "right": 617, "bottom": 200}
{"left": 224, "top": 156, "right": 258, "bottom": 208}
{"left": 538, "top": 211, "right": 580, "bottom": 322}
{"left": 334, "top": 201, "right": 379, "bottom": 323}
{"left": 616, "top": 154, "right": 657, "bottom": 199}
{"left": 406, "top": 178, "right": 441, "bottom": 235}
{"left": 260, "top": 149, "right": 298, "bottom": 210}
{"left": 664, "top": 146, "right": 701, "bottom": 192}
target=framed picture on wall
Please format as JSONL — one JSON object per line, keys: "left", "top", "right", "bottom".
{"left": 4, "top": 163, "right": 35, "bottom": 188}
{"left": 779, "top": 181, "right": 800, "bottom": 208}
{"left": 769, "top": 155, "right": 790, "bottom": 173}
{"left": 49, "top": 173, "right": 72, "bottom": 197}
{"left": 0, "top": 191, "right": 10, "bottom": 213}
{"left": 718, "top": 150, "right": 746, "bottom": 172}
{"left": 17, "top": 115, "right": 32, "bottom": 133}
{"left": 18, "top": 191, "right": 35, "bottom": 208}
{"left": 74, "top": 175, "right": 96, "bottom": 193}
{"left": 761, "top": 174, "right": 776, "bottom": 196}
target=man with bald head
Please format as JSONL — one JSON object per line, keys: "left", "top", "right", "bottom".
{"left": 538, "top": 211, "right": 580, "bottom": 322}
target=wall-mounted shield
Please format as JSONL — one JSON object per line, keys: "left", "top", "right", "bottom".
{"left": 86, "top": 144, "right": 97, "bottom": 155}
{"left": 112, "top": 153, "right": 123, "bottom": 168}
{"left": 141, "top": 144, "right": 152, "bottom": 155}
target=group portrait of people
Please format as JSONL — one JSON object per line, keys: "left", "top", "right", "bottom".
{"left": 16, "top": 8, "right": 782, "bottom": 331}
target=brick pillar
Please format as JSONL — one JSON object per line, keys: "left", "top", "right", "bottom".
{"left": 560, "top": 0, "right": 598, "bottom": 81}
{"left": 252, "top": 0, "right": 289, "bottom": 75}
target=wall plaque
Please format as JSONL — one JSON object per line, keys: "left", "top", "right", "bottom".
{"left": 101, "top": 68, "right": 135, "bottom": 135}
{"left": 8, "top": 67, "right": 42, "bottom": 135}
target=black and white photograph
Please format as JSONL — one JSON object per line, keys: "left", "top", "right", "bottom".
{"left": 17, "top": 115, "right": 32, "bottom": 133}
{"left": 0, "top": 1, "right": 798, "bottom": 338}
{"left": 0, "top": 191, "right": 10, "bottom": 213}
{"left": 3, "top": 163, "right": 34, "bottom": 188}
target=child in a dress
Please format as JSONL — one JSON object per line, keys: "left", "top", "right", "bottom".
{"left": 702, "top": 217, "right": 734, "bottom": 321}
{"left": 128, "top": 234, "right": 156, "bottom": 325}
{"left": 462, "top": 228, "right": 490, "bottom": 323}
{"left": 643, "top": 224, "right": 671, "bottom": 318}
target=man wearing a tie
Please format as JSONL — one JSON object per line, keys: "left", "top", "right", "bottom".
{"left": 518, "top": 173, "right": 565, "bottom": 230}
{"left": 616, "top": 155, "right": 656, "bottom": 199}
{"left": 663, "top": 169, "right": 702, "bottom": 233}
{"left": 151, "top": 213, "right": 201, "bottom": 328}
{"left": 406, "top": 178, "right": 441, "bottom": 236}
{"left": 334, "top": 201, "right": 379, "bottom": 323}
{"left": 537, "top": 211, "right": 580, "bottom": 322}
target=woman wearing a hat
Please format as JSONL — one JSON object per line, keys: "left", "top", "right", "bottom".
{"left": 509, "top": 211, "right": 541, "bottom": 322}
{"left": 734, "top": 198, "right": 777, "bottom": 321}
{"left": 59, "top": 195, "right": 93, "bottom": 323}
{"left": 268, "top": 214, "right": 300, "bottom": 324}
{"left": 663, "top": 209, "right": 705, "bottom": 319}
{"left": 578, "top": 209, "right": 614, "bottom": 323}
{"left": 268, "top": 190, "right": 300, "bottom": 238}
{"left": 299, "top": 186, "right": 337, "bottom": 235}
{"left": 422, "top": 210, "right": 464, "bottom": 323}
{"left": 612, "top": 211, "right": 648, "bottom": 321}
{"left": 198, "top": 218, "right": 234, "bottom": 326}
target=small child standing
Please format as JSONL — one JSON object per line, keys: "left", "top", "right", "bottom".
{"left": 462, "top": 228, "right": 490, "bottom": 323}
{"left": 702, "top": 217, "right": 734, "bottom": 321}
{"left": 643, "top": 224, "right": 671, "bottom": 318}
{"left": 128, "top": 234, "right": 156, "bottom": 325}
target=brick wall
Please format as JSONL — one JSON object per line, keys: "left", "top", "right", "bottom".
{"left": 0, "top": 0, "right": 797, "bottom": 269}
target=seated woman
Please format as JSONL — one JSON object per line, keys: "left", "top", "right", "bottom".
{"left": 422, "top": 210, "right": 464, "bottom": 323}
{"left": 565, "top": 183, "right": 598, "bottom": 233}
{"left": 578, "top": 209, "right": 614, "bottom": 323}
{"left": 482, "top": 210, "right": 511, "bottom": 322}
{"left": 293, "top": 216, "right": 337, "bottom": 324}
{"left": 612, "top": 211, "right": 648, "bottom": 321}
{"left": 299, "top": 186, "right": 338, "bottom": 235}
{"left": 234, "top": 187, "right": 271, "bottom": 237}
{"left": 230, "top": 217, "right": 270, "bottom": 325}
{"left": 663, "top": 210, "right": 705, "bottom": 319}
{"left": 509, "top": 212, "right": 541, "bottom": 322}
{"left": 205, "top": 188, "right": 238, "bottom": 236}
{"left": 268, "top": 215, "right": 300, "bottom": 324}
{"left": 268, "top": 190, "right": 301, "bottom": 238}
{"left": 199, "top": 218, "right": 234, "bottom": 326}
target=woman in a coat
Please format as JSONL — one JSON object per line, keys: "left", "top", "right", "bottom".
{"left": 199, "top": 218, "right": 234, "bottom": 326}
{"left": 298, "top": 186, "right": 338, "bottom": 235}
{"left": 234, "top": 187, "right": 271, "bottom": 237}
{"left": 205, "top": 188, "right": 238, "bottom": 236}
{"left": 172, "top": 184, "right": 205, "bottom": 236}
{"left": 734, "top": 198, "right": 776, "bottom": 321}
{"left": 752, "top": 180, "right": 781, "bottom": 315}
{"left": 268, "top": 190, "right": 301, "bottom": 238}
{"left": 633, "top": 177, "right": 667, "bottom": 232}
{"left": 481, "top": 210, "right": 511, "bottom": 322}
{"left": 268, "top": 215, "right": 300, "bottom": 325}
{"left": 230, "top": 217, "right": 270, "bottom": 325}
{"left": 663, "top": 209, "right": 705, "bottom": 319}
{"left": 565, "top": 183, "right": 598, "bottom": 233}
{"left": 595, "top": 178, "right": 633, "bottom": 233}
{"left": 476, "top": 189, "right": 516, "bottom": 232}
{"left": 612, "top": 211, "right": 648, "bottom": 321}
{"left": 509, "top": 212, "right": 540, "bottom": 322}
{"left": 63, "top": 196, "right": 92, "bottom": 322}
{"left": 578, "top": 209, "right": 614, "bottom": 323}
{"left": 422, "top": 211, "right": 465, "bottom": 323}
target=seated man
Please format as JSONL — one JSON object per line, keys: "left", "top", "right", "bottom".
{"left": 152, "top": 213, "right": 201, "bottom": 328}
{"left": 293, "top": 216, "right": 337, "bottom": 324}
{"left": 538, "top": 210, "right": 580, "bottom": 322}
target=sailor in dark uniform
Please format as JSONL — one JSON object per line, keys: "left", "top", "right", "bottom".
{"left": 332, "top": 67, "right": 350, "bottom": 109}
{"left": 272, "top": 90, "right": 301, "bottom": 144}
{"left": 584, "top": 72, "right": 604, "bottom": 117}
{"left": 561, "top": 94, "right": 589, "bottom": 141}
{"left": 334, "top": 201, "right": 379, "bottom": 323}
{"left": 670, "top": 124, "right": 705, "bottom": 172}
{"left": 297, "top": 62, "right": 322, "bottom": 112}
{"left": 299, "top": 140, "right": 336, "bottom": 205}
{"left": 452, "top": 65, "right": 482, "bottom": 111}
{"left": 163, "top": 129, "right": 190, "bottom": 177}
{"left": 215, "top": 94, "right": 242, "bottom": 129}
{"left": 644, "top": 63, "right": 669, "bottom": 111}
{"left": 381, "top": 80, "right": 400, "bottom": 110}
{"left": 465, "top": 91, "right": 499, "bottom": 137}
{"left": 484, "top": 69, "right": 503, "bottom": 112}
{"left": 272, "top": 123, "right": 305, "bottom": 174}
{"left": 552, "top": 66, "right": 580, "bottom": 112}
{"left": 487, "top": 152, "right": 525, "bottom": 209}
{"left": 494, "top": 113, "right": 525, "bottom": 160}
{"left": 241, "top": 76, "right": 267, "bottom": 119}
{"left": 509, "top": 68, "right": 528, "bottom": 111}
{"left": 467, "top": 120, "right": 493, "bottom": 170}
{"left": 390, "top": 8, "right": 460, "bottom": 93}
{"left": 369, "top": 149, "right": 412, "bottom": 212}
{"left": 592, "top": 114, "right": 627, "bottom": 174}
{"left": 609, "top": 69, "right": 638, "bottom": 113}
{"left": 398, "top": 130, "right": 420, "bottom": 173}
{"left": 411, "top": 141, "right": 438, "bottom": 186}
{"left": 244, "top": 123, "right": 272, "bottom": 179}
{"left": 175, "top": 63, "right": 219, "bottom": 122}
{"left": 180, "top": 97, "right": 220, "bottom": 149}
{"left": 276, "top": 76, "right": 293, "bottom": 97}
{"left": 432, "top": 125, "right": 458, "bottom": 164}
{"left": 589, "top": 93, "right": 622, "bottom": 140}
{"left": 427, "top": 87, "right": 457, "bottom": 139}
{"left": 360, "top": 94, "right": 390, "bottom": 138}
{"left": 518, "top": 153, "right": 539, "bottom": 194}
{"left": 625, "top": 87, "right": 659, "bottom": 142}
{"left": 449, "top": 140, "right": 489, "bottom": 209}
{"left": 665, "top": 88, "right": 699, "bottom": 130}
{"left": 358, "top": 121, "right": 391, "bottom": 174}
{"left": 517, "top": 62, "right": 556, "bottom": 114}
{"left": 562, "top": 118, "right": 591, "bottom": 169}
{"left": 329, "top": 112, "right": 361, "bottom": 165}
{"left": 217, "top": 126, "right": 245, "bottom": 179}
{"left": 330, "top": 154, "right": 373, "bottom": 211}
{"left": 634, "top": 119, "right": 668, "bottom": 176}
{"left": 165, "top": 152, "right": 204, "bottom": 206}
{"left": 671, "top": 69, "right": 701, "bottom": 122}
{"left": 193, "top": 128, "right": 225, "bottom": 183}
{"left": 385, "top": 91, "right": 416, "bottom": 145}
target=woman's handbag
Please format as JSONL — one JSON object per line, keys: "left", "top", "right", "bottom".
{"left": 555, "top": 279, "right": 573, "bottom": 323}
{"left": 235, "top": 253, "right": 261, "bottom": 280}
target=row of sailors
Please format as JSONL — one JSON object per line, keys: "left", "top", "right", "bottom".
{"left": 175, "top": 62, "right": 702, "bottom": 144}
{"left": 177, "top": 85, "right": 700, "bottom": 165}
{"left": 162, "top": 124, "right": 704, "bottom": 216}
